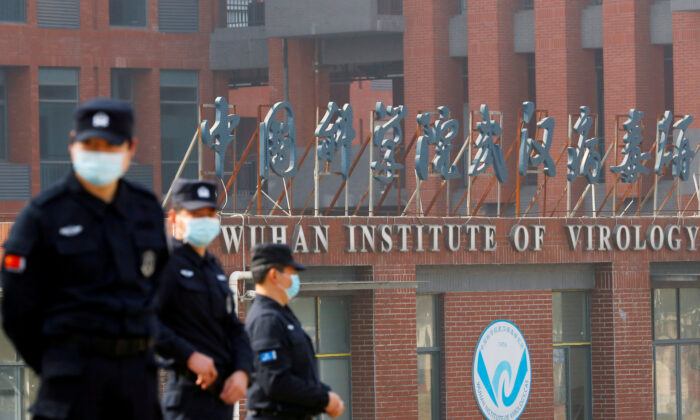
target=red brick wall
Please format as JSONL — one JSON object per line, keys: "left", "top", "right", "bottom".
{"left": 602, "top": 0, "right": 665, "bottom": 200}
{"left": 534, "top": 0, "right": 596, "bottom": 215}
{"left": 443, "top": 291, "right": 554, "bottom": 419}
{"left": 350, "top": 286, "right": 376, "bottom": 420}
{"left": 403, "top": 0, "right": 466, "bottom": 215}
{"left": 672, "top": 10, "right": 700, "bottom": 118}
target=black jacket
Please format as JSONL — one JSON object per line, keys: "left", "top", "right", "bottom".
{"left": 245, "top": 294, "right": 330, "bottom": 417}
{"left": 155, "top": 240, "right": 252, "bottom": 378}
{"left": 1, "top": 172, "right": 169, "bottom": 372}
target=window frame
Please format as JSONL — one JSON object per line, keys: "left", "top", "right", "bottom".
{"left": 417, "top": 293, "right": 442, "bottom": 420}
{"left": 552, "top": 290, "right": 593, "bottom": 420}
{"left": 38, "top": 67, "right": 79, "bottom": 191}
{"left": 652, "top": 287, "right": 700, "bottom": 420}
{"left": 109, "top": 0, "right": 147, "bottom": 28}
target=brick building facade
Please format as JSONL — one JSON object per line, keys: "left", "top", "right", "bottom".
{"left": 1, "top": 0, "right": 700, "bottom": 419}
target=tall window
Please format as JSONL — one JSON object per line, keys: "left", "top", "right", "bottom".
{"left": 653, "top": 288, "right": 700, "bottom": 419}
{"left": 0, "top": 302, "right": 40, "bottom": 420}
{"left": 522, "top": 0, "right": 534, "bottom": 10}
{"left": 0, "top": 69, "right": 7, "bottom": 160}
{"left": 39, "top": 68, "right": 79, "bottom": 191}
{"left": 111, "top": 69, "right": 135, "bottom": 108}
{"left": 289, "top": 296, "right": 352, "bottom": 420}
{"left": 417, "top": 294, "right": 441, "bottom": 420}
{"left": 0, "top": 0, "right": 26, "bottom": 22}
{"left": 552, "top": 291, "right": 591, "bottom": 420}
{"left": 594, "top": 49, "right": 605, "bottom": 183}
{"left": 109, "top": 0, "right": 146, "bottom": 27}
{"left": 160, "top": 70, "right": 198, "bottom": 194}
{"left": 664, "top": 46, "right": 674, "bottom": 114}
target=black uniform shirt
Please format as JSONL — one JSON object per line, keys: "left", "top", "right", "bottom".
{"left": 0, "top": 172, "right": 169, "bottom": 372}
{"left": 245, "top": 294, "right": 330, "bottom": 417}
{"left": 155, "top": 240, "right": 252, "bottom": 378}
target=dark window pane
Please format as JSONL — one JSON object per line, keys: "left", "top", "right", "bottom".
{"left": 109, "top": 0, "right": 146, "bottom": 26}
{"left": 288, "top": 297, "right": 317, "bottom": 350}
{"left": 111, "top": 70, "right": 134, "bottom": 105}
{"left": 160, "top": 70, "right": 198, "bottom": 87}
{"left": 417, "top": 353, "right": 440, "bottom": 420}
{"left": 680, "top": 344, "right": 700, "bottom": 419}
{"left": 655, "top": 345, "right": 677, "bottom": 419}
{"left": 417, "top": 295, "right": 437, "bottom": 348}
{"left": 0, "top": 0, "right": 26, "bottom": 22}
{"left": 39, "top": 103, "right": 74, "bottom": 160}
{"left": 319, "top": 296, "right": 350, "bottom": 354}
{"left": 553, "top": 348, "right": 567, "bottom": 420}
{"left": 38, "top": 68, "right": 78, "bottom": 85}
{"left": 319, "top": 358, "right": 351, "bottom": 420}
{"left": 552, "top": 292, "right": 589, "bottom": 343}
{"left": 160, "top": 87, "right": 198, "bottom": 102}
{"left": 570, "top": 347, "right": 591, "bottom": 420}
{"left": 654, "top": 289, "right": 678, "bottom": 340}
{"left": 680, "top": 289, "right": 700, "bottom": 339}
{"left": 38, "top": 85, "right": 78, "bottom": 101}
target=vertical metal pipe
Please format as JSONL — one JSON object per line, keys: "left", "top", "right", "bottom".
{"left": 369, "top": 111, "right": 374, "bottom": 217}
{"left": 283, "top": 38, "right": 289, "bottom": 103}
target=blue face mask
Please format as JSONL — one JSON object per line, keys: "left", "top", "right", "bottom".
{"left": 285, "top": 274, "right": 301, "bottom": 300}
{"left": 183, "top": 217, "right": 221, "bottom": 247}
{"left": 72, "top": 149, "right": 126, "bottom": 187}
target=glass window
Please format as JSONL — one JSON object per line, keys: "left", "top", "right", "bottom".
{"left": 109, "top": 0, "right": 146, "bottom": 27}
{"left": 111, "top": 69, "right": 135, "bottom": 108}
{"left": 0, "top": 303, "right": 40, "bottom": 420}
{"left": 552, "top": 291, "right": 591, "bottom": 420}
{"left": 653, "top": 288, "right": 700, "bottom": 419}
{"left": 417, "top": 294, "right": 441, "bottom": 420}
{"left": 39, "top": 68, "right": 79, "bottom": 191}
{"left": 0, "top": 1, "right": 25, "bottom": 23}
{"left": 522, "top": 0, "right": 534, "bottom": 10}
{"left": 160, "top": 70, "right": 198, "bottom": 194}
{"left": 0, "top": 69, "right": 6, "bottom": 160}
{"left": 288, "top": 296, "right": 351, "bottom": 420}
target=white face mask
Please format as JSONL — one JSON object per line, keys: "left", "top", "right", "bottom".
{"left": 182, "top": 217, "right": 221, "bottom": 247}
{"left": 72, "top": 149, "right": 126, "bottom": 186}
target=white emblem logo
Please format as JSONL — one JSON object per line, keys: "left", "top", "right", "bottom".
{"left": 473, "top": 320, "right": 531, "bottom": 420}
{"left": 197, "top": 186, "right": 211, "bottom": 199}
{"left": 92, "top": 112, "right": 110, "bottom": 128}
{"left": 217, "top": 274, "right": 227, "bottom": 282}
{"left": 287, "top": 324, "right": 295, "bottom": 331}
{"left": 59, "top": 225, "right": 83, "bottom": 237}
{"left": 140, "top": 250, "right": 157, "bottom": 278}
{"left": 179, "top": 269, "right": 194, "bottom": 278}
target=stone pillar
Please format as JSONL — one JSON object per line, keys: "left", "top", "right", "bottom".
{"left": 591, "top": 261, "right": 654, "bottom": 418}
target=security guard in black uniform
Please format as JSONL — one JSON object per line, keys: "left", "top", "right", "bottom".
{"left": 245, "top": 244, "right": 345, "bottom": 420}
{"left": 156, "top": 179, "right": 253, "bottom": 420}
{"left": 1, "top": 98, "right": 169, "bottom": 419}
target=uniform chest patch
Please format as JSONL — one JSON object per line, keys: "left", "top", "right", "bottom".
{"left": 179, "top": 269, "right": 194, "bottom": 278}
{"left": 59, "top": 225, "right": 83, "bottom": 237}
{"left": 217, "top": 274, "right": 227, "bottom": 282}
{"left": 3, "top": 254, "right": 26, "bottom": 273}
{"left": 260, "top": 350, "right": 277, "bottom": 363}
{"left": 140, "top": 250, "right": 157, "bottom": 278}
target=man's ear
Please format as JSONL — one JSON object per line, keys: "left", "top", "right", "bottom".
{"left": 128, "top": 138, "right": 139, "bottom": 157}
{"left": 167, "top": 209, "right": 176, "bottom": 225}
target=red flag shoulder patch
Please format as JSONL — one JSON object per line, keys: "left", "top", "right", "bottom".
{"left": 3, "top": 254, "right": 26, "bottom": 273}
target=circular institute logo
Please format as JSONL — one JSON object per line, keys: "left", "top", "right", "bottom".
{"left": 473, "top": 320, "right": 531, "bottom": 420}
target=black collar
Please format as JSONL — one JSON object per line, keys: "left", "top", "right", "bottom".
{"left": 170, "top": 238, "right": 216, "bottom": 267}
{"left": 66, "top": 171, "right": 129, "bottom": 219}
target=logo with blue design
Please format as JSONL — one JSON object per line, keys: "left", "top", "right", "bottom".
{"left": 473, "top": 320, "right": 531, "bottom": 420}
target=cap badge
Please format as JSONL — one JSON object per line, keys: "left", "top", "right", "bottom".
{"left": 197, "top": 186, "right": 211, "bottom": 199}
{"left": 92, "top": 112, "right": 110, "bottom": 128}
{"left": 140, "top": 250, "right": 157, "bottom": 278}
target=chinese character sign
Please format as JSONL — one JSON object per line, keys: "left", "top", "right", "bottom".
{"left": 201, "top": 97, "right": 240, "bottom": 179}
{"left": 671, "top": 115, "right": 695, "bottom": 181}
{"left": 315, "top": 102, "right": 355, "bottom": 180}
{"left": 259, "top": 101, "right": 297, "bottom": 179}
{"left": 610, "top": 109, "right": 650, "bottom": 183}
{"left": 567, "top": 106, "right": 601, "bottom": 184}
{"left": 372, "top": 102, "right": 407, "bottom": 184}
{"left": 415, "top": 106, "right": 460, "bottom": 181}
{"left": 469, "top": 104, "right": 508, "bottom": 183}
{"left": 517, "top": 101, "right": 556, "bottom": 178}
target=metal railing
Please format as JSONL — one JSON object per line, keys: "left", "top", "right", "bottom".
{"left": 224, "top": 0, "right": 264, "bottom": 28}
{"left": 377, "top": 0, "right": 402, "bottom": 15}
